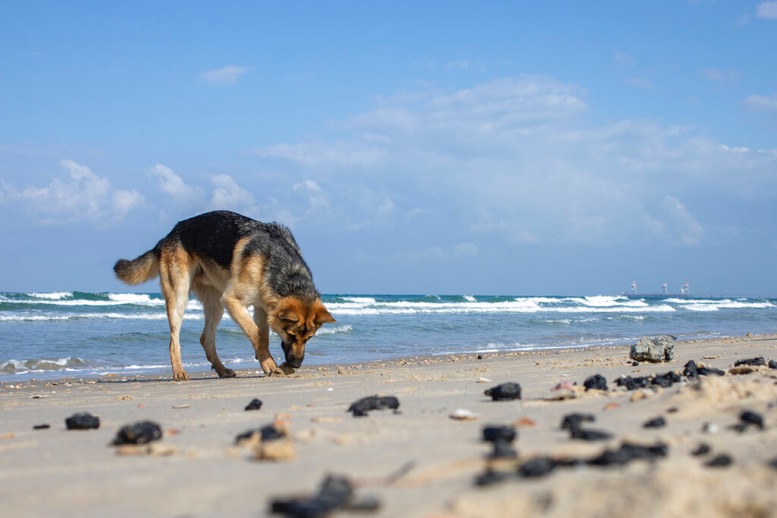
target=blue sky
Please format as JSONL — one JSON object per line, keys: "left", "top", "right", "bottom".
{"left": 1, "top": 1, "right": 776, "bottom": 297}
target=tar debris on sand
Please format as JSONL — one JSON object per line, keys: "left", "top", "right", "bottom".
{"left": 560, "top": 413, "right": 596, "bottom": 430}
{"left": 65, "top": 412, "right": 100, "bottom": 430}
{"left": 270, "top": 473, "right": 380, "bottom": 517}
{"left": 583, "top": 374, "right": 608, "bottom": 391}
{"left": 484, "top": 382, "right": 522, "bottom": 401}
{"left": 346, "top": 395, "right": 400, "bottom": 417}
{"left": 643, "top": 416, "right": 667, "bottom": 429}
{"left": 112, "top": 421, "right": 163, "bottom": 446}
{"left": 245, "top": 398, "right": 263, "bottom": 411}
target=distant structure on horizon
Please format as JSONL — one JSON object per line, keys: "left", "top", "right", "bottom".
{"left": 624, "top": 279, "right": 690, "bottom": 298}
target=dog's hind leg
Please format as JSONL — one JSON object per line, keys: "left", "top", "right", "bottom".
{"left": 192, "top": 281, "right": 236, "bottom": 378}
{"left": 159, "top": 250, "right": 192, "bottom": 381}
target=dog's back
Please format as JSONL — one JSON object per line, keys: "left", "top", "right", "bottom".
{"left": 115, "top": 211, "right": 319, "bottom": 300}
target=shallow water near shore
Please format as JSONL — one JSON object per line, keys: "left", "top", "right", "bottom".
{"left": 1, "top": 291, "right": 775, "bottom": 380}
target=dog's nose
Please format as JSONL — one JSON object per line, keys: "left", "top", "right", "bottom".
{"left": 288, "top": 357, "right": 303, "bottom": 369}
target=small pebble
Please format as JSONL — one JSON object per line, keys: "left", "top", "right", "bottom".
{"left": 702, "top": 422, "right": 719, "bottom": 434}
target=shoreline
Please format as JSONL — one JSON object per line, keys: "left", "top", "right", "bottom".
{"left": 6, "top": 333, "right": 777, "bottom": 388}
{"left": 2, "top": 333, "right": 776, "bottom": 517}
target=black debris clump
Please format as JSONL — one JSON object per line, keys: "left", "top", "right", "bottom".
{"left": 473, "top": 440, "right": 669, "bottom": 486}
{"left": 734, "top": 357, "right": 766, "bottom": 367}
{"left": 235, "top": 422, "right": 287, "bottom": 445}
{"left": 346, "top": 396, "right": 400, "bottom": 417}
{"left": 489, "top": 440, "right": 519, "bottom": 460}
{"left": 112, "top": 421, "right": 163, "bottom": 446}
{"left": 482, "top": 425, "right": 519, "bottom": 459}
{"left": 651, "top": 371, "right": 682, "bottom": 388}
{"left": 691, "top": 443, "right": 712, "bottom": 456}
{"left": 569, "top": 425, "right": 613, "bottom": 442}
{"left": 270, "top": 474, "right": 380, "bottom": 517}
{"left": 769, "top": 360, "right": 777, "bottom": 370}
{"left": 705, "top": 454, "right": 733, "bottom": 468}
{"left": 643, "top": 416, "right": 667, "bottom": 429}
{"left": 684, "top": 360, "right": 725, "bottom": 379}
{"left": 474, "top": 468, "right": 510, "bottom": 487}
{"left": 484, "top": 382, "right": 522, "bottom": 401}
{"left": 587, "top": 441, "right": 668, "bottom": 467}
{"left": 559, "top": 412, "right": 611, "bottom": 441}
{"left": 482, "top": 425, "right": 517, "bottom": 444}
{"left": 65, "top": 412, "right": 100, "bottom": 430}
{"left": 245, "top": 398, "right": 263, "bottom": 411}
{"left": 560, "top": 413, "right": 595, "bottom": 430}
{"left": 615, "top": 376, "right": 650, "bottom": 391}
{"left": 33, "top": 424, "right": 50, "bottom": 430}
{"left": 732, "top": 410, "right": 765, "bottom": 432}
{"left": 583, "top": 374, "right": 608, "bottom": 391}
{"left": 517, "top": 457, "right": 557, "bottom": 478}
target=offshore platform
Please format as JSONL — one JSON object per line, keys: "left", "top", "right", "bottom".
{"left": 623, "top": 279, "right": 691, "bottom": 298}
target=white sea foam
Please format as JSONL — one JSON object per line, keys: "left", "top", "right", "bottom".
{"left": 29, "top": 292, "right": 73, "bottom": 300}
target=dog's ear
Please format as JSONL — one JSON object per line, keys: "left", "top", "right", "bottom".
{"left": 278, "top": 310, "right": 300, "bottom": 323}
{"left": 275, "top": 298, "right": 302, "bottom": 324}
{"left": 313, "top": 300, "right": 336, "bottom": 325}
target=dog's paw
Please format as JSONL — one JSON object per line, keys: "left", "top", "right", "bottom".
{"left": 217, "top": 368, "right": 236, "bottom": 378}
{"left": 278, "top": 362, "right": 296, "bottom": 375}
{"left": 173, "top": 371, "right": 191, "bottom": 381}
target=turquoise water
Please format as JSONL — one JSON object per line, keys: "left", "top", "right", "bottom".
{"left": 1, "top": 291, "right": 775, "bottom": 380}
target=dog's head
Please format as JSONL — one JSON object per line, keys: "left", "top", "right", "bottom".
{"left": 270, "top": 297, "right": 336, "bottom": 369}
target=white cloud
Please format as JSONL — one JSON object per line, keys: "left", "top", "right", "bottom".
{"left": 657, "top": 196, "right": 704, "bottom": 245}
{"left": 257, "top": 142, "right": 387, "bottom": 169}
{"left": 701, "top": 68, "right": 738, "bottom": 83}
{"left": 200, "top": 65, "right": 249, "bottom": 86}
{"left": 742, "top": 94, "right": 777, "bottom": 113}
{"left": 149, "top": 163, "right": 203, "bottom": 204}
{"left": 756, "top": 1, "right": 777, "bottom": 19}
{"left": 209, "top": 174, "right": 254, "bottom": 209}
{"left": 0, "top": 160, "right": 143, "bottom": 224}
{"left": 254, "top": 76, "right": 776, "bottom": 247}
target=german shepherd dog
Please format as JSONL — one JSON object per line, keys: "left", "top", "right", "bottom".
{"left": 114, "top": 210, "right": 335, "bottom": 381}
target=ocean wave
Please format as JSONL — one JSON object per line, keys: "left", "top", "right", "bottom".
{"left": 0, "top": 312, "right": 204, "bottom": 322}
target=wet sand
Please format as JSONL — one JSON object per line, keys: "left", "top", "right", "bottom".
{"left": 1, "top": 334, "right": 776, "bottom": 517}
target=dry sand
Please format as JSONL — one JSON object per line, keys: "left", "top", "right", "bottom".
{"left": 1, "top": 335, "right": 777, "bottom": 517}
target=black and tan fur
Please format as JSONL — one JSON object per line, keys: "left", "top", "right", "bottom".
{"left": 114, "top": 210, "right": 334, "bottom": 381}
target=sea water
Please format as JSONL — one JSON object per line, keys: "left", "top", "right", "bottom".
{"left": 1, "top": 291, "right": 775, "bottom": 380}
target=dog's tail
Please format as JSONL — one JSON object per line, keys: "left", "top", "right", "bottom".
{"left": 114, "top": 250, "right": 160, "bottom": 285}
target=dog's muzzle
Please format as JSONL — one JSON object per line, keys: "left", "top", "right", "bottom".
{"left": 281, "top": 341, "right": 303, "bottom": 369}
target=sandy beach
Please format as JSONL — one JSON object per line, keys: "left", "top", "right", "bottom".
{"left": 2, "top": 334, "right": 776, "bottom": 517}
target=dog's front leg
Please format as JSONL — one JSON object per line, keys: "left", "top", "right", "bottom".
{"left": 223, "top": 295, "right": 284, "bottom": 376}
